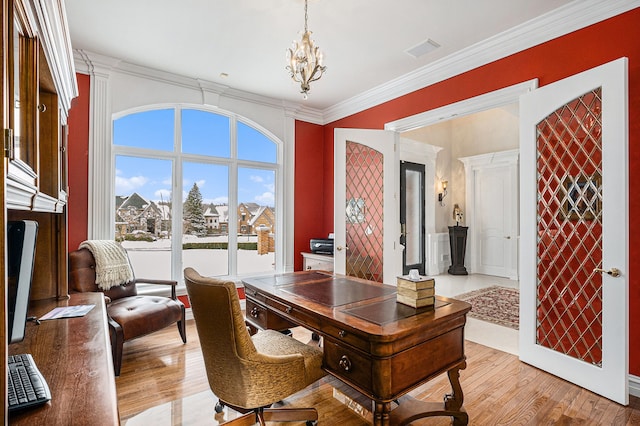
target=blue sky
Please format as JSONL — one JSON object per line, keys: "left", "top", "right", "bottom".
{"left": 113, "top": 109, "right": 276, "bottom": 207}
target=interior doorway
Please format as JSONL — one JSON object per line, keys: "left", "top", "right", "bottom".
{"left": 385, "top": 81, "right": 533, "bottom": 282}
{"left": 384, "top": 80, "right": 535, "bottom": 352}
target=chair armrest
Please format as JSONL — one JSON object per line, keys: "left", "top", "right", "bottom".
{"left": 132, "top": 278, "right": 178, "bottom": 299}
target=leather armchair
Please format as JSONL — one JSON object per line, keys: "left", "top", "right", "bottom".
{"left": 184, "top": 267, "right": 325, "bottom": 425}
{"left": 69, "top": 248, "right": 186, "bottom": 376}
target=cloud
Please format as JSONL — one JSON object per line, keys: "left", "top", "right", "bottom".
{"left": 183, "top": 179, "right": 206, "bottom": 189}
{"left": 255, "top": 191, "right": 274, "bottom": 205}
{"left": 115, "top": 174, "right": 149, "bottom": 194}
{"left": 250, "top": 175, "right": 264, "bottom": 183}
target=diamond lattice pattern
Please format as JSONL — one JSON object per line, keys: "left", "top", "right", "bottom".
{"left": 536, "top": 88, "right": 603, "bottom": 366}
{"left": 345, "top": 141, "right": 384, "bottom": 282}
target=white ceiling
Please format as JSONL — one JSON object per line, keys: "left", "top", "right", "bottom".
{"left": 65, "top": 0, "right": 575, "bottom": 111}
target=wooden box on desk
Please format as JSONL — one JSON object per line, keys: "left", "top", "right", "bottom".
{"left": 396, "top": 275, "right": 435, "bottom": 308}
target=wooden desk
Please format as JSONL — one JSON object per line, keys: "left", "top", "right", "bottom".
{"left": 8, "top": 293, "right": 120, "bottom": 425}
{"left": 242, "top": 271, "right": 471, "bottom": 425}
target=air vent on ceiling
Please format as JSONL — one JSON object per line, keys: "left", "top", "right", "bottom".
{"left": 405, "top": 38, "right": 441, "bottom": 59}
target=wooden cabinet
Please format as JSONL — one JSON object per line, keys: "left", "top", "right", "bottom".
{"left": 2, "top": 0, "right": 77, "bottom": 422}
{"left": 301, "top": 252, "right": 334, "bottom": 272}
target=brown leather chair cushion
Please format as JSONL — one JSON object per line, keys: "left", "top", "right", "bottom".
{"left": 108, "top": 295, "right": 184, "bottom": 341}
{"left": 69, "top": 248, "right": 137, "bottom": 300}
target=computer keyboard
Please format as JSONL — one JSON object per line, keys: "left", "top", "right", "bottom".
{"left": 7, "top": 353, "right": 51, "bottom": 412}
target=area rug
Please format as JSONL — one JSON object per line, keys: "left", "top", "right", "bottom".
{"left": 454, "top": 286, "right": 519, "bottom": 330}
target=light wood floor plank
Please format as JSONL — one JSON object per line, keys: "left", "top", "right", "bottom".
{"left": 116, "top": 320, "right": 640, "bottom": 425}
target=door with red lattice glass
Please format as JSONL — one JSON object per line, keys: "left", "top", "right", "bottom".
{"left": 334, "top": 128, "right": 400, "bottom": 285}
{"left": 519, "top": 58, "right": 628, "bottom": 404}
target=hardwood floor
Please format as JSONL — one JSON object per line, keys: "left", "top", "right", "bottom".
{"left": 117, "top": 320, "right": 640, "bottom": 425}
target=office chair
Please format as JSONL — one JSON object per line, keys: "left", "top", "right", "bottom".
{"left": 184, "top": 267, "right": 325, "bottom": 426}
{"left": 69, "top": 244, "right": 186, "bottom": 376}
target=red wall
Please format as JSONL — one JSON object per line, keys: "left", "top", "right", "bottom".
{"left": 296, "top": 9, "right": 640, "bottom": 373}
{"left": 67, "top": 73, "right": 90, "bottom": 252}
{"left": 293, "top": 120, "right": 326, "bottom": 271}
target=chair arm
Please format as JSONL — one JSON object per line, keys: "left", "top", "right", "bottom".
{"left": 132, "top": 278, "right": 178, "bottom": 299}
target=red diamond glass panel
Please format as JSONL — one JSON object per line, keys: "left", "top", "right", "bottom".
{"left": 536, "top": 88, "right": 603, "bottom": 366}
{"left": 345, "top": 141, "right": 384, "bottom": 282}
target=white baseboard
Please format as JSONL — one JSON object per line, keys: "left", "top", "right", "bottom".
{"left": 629, "top": 374, "right": 640, "bottom": 398}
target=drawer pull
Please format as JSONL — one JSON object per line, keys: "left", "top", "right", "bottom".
{"left": 285, "top": 306, "right": 293, "bottom": 314}
{"left": 250, "top": 307, "right": 260, "bottom": 318}
{"left": 338, "top": 330, "right": 347, "bottom": 338}
{"left": 339, "top": 355, "right": 352, "bottom": 372}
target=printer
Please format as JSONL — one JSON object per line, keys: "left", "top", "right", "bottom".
{"left": 310, "top": 238, "right": 334, "bottom": 254}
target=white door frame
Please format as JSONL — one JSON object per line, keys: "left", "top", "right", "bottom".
{"left": 385, "top": 80, "right": 538, "bottom": 133}
{"left": 459, "top": 149, "right": 519, "bottom": 279}
{"left": 399, "top": 138, "right": 442, "bottom": 276}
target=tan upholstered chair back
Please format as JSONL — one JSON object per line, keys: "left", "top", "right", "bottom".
{"left": 184, "top": 267, "right": 262, "bottom": 407}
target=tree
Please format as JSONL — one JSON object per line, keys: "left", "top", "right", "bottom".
{"left": 183, "top": 183, "right": 207, "bottom": 236}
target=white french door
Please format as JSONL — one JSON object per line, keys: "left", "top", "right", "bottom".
{"left": 519, "top": 58, "right": 628, "bottom": 404}
{"left": 334, "top": 128, "right": 400, "bottom": 285}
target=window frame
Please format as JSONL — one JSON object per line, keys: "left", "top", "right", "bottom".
{"left": 111, "top": 104, "right": 285, "bottom": 285}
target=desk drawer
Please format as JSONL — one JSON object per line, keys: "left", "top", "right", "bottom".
{"left": 324, "top": 339, "right": 372, "bottom": 393}
{"left": 245, "top": 299, "right": 296, "bottom": 331}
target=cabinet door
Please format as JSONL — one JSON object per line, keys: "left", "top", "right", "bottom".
{"left": 8, "top": 2, "right": 39, "bottom": 190}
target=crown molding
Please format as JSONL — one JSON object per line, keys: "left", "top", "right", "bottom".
{"left": 73, "top": 49, "right": 325, "bottom": 124}
{"left": 322, "top": 0, "right": 640, "bottom": 124}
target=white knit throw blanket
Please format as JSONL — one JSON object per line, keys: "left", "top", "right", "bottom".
{"left": 79, "top": 240, "right": 134, "bottom": 290}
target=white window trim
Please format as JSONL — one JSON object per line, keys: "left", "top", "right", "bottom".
{"left": 88, "top": 96, "right": 293, "bottom": 288}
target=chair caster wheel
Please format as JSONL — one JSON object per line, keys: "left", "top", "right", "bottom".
{"left": 306, "top": 421, "right": 317, "bottom": 426}
{"left": 215, "top": 401, "right": 225, "bottom": 413}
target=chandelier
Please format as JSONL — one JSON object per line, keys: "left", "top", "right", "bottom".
{"left": 286, "top": 0, "right": 326, "bottom": 99}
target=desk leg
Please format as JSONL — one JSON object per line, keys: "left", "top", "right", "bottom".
{"left": 387, "top": 360, "right": 468, "bottom": 426}
{"left": 373, "top": 401, "right": 392, "bottom": 426}
{"left": 445, "top": 359, "right": 466, "bottom": 411}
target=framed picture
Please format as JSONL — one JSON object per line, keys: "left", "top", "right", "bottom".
{"left": 561, "top": 172, "right": 601, "bottom": 221}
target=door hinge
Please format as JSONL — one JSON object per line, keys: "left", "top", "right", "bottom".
{"left": 4, "top": 128, "right": 14, "bottom": 158}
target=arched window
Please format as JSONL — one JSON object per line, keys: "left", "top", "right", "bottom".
{"left": 112, "top": 106, "right": 281, "bottom": 280}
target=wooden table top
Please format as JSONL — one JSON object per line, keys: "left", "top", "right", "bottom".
{"left": 242, "top": 271, "right": 471, "bottom": 345}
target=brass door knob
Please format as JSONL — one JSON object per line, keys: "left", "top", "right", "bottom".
{"left": 593, "top": 267, "right": 621, "bottom": 277}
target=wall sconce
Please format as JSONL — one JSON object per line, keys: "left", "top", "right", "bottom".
{"left": 438, "top": 180, "right": 448, "bottom": 206}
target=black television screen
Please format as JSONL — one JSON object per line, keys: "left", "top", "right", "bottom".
{"left": 7, "top": 220, "right": 38, "bottom": 344}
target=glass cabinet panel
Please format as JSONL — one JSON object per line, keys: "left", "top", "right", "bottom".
{"left": 9, "top": 2, "right": 38, "bottom": 183}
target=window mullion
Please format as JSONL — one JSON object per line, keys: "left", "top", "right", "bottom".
{"left": 173, "top": 107, "right": 183, "bottom": 284}
{"left": 228, "top": 116, "right": 238, "bottom": 277}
